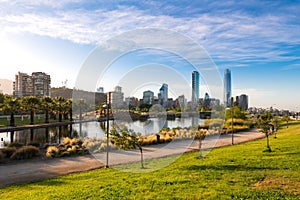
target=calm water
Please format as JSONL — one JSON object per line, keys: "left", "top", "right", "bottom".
{"left": 0, "top": 117, "right": 203, "bottom": 145}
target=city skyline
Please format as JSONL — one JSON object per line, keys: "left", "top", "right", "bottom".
{"left": 0, "top": 1, "right": 299, "bottom": 110}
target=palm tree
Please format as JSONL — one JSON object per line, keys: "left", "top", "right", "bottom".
{"left": 53, "top": 96, "right": 66, "bottom": 122}
{"left": 20, "top": 96, "right": 40, "bottom": 125}
{"left": 65, "top": 98, "right": 73, "bottom": 121}
{"left": 41, "top": 96, "right": 53, "bottom": 123}
{"left": 0, "top": 95, "right": 20, "bottom": 126}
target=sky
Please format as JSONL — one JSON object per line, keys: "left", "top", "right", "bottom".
{"left": 0, "top": 0, "right": 299, "bottom": 111}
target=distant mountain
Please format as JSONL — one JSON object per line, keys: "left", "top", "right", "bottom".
{"left": 0, "top": 79, "right": 13, "bottom": 95}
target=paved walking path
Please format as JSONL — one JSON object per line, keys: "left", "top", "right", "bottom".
{"left": 0, "top": 129, "right": 264, "bottom": 187}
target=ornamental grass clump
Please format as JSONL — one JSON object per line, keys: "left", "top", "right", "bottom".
{"left": 10, "top": 145, "right": 41, "bottom": 160}
{"left": 46, "top": 146, "right": 59, "bottom": 158}
{"left": 0, "top": 147, "right": 16, "bottom": 158}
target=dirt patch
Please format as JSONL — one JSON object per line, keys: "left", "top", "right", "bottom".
{"left": 254, "top": 177, "right": 300, "bottom": 195}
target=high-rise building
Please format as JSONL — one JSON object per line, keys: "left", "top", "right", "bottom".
{"left": 224, "top": 69, "right": 232, "bottom": 107}
{"left": 109, "top": 85, "right": 124, "bottom": 108}
{"left": 13, "top": 71, "right": 51, "bottom": 97}
{"left": 239, "top": 94, "right": 248, "bottom": 110}
{"left": 192, "top": 71, "right": 200, "bottom": 103}
{"left": 31, "top": 72, "right": 51, "bottom": 97}
{"left": 143, "top": 90, "right": 154, "bottom": 105}
{"left": 158, "top": 83, "right": 168, "bottom": 106}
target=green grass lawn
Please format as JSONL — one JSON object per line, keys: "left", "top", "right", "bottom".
{"left": 0, "top": 115, "right": 72, "bottom": 127}
{"left": 0, "top": 123, "right": 299, "bottom": 199}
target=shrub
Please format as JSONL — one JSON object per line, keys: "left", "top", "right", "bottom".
{"left": 0, "top": 147, "right": 16, "bottom": 158}
{"left": 8, "top": 142, "right": 23, "bottom": 148}
{"left": 46, "top": 146, "right": 59, "bottom": 158}
{"left": 27, "top": 142, "right": 40, "bottom": 147}
{"left": 10, "top": 146, "right": 41, "bottom": 160}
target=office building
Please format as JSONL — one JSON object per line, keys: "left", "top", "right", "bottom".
{"left": 224, "top": 69, "right": 232, "bottom": 107}
{"left": 109, "top": 86, "right": 124, "bottom": 108}
{"left": 158, "top": 83, "right": 168, "bottom": 106}
{"left": 143, "top": 90, "right": 154, "bottom": 105}
{"left": 239, "top": 94, "right": 249, "bottom": 110}
{"left": 192, "top": 71, "right": 200, "bottom": 103}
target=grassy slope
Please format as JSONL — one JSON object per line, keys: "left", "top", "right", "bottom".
{"left": 0, "top": 123, "right": 299, "bottom": 199}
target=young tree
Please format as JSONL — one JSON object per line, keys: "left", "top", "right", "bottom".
{"left": 281, "top": 115, "right": 289, "bottom": 128}
{"left": 272, "top": 117, "right": 280, "bottom": 138}
{"left": 195, "top": 129, "right": 206, "bottom": 158}
{"left": 110, "top": 124, "right": 145, "bottom": 169}
{"left": 257, "top": 112, "right": 273, "bottom": 152}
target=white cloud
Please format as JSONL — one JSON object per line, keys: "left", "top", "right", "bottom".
{"left": 0, "top": 2, "right": 299, "bottom": 68}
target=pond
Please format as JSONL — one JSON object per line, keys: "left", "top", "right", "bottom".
{"left": 0, "top": 116, "right": 204, "bottom": 145}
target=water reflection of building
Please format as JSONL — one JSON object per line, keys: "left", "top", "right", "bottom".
{"left": 191, "top": 117, "right": 199, "bottom": 127}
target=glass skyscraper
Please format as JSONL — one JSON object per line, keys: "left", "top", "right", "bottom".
{"left": 158, "top": 83, "right": 168, "bottom": 106}
{"left": 192, "top": 71, "right": 199, "bottom": 103}
{"left": 224, "top": 69, "right": 232, "bottom": 107}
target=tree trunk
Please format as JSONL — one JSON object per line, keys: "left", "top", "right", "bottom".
{"left": 59, "top": 113, "right": 62, "bottom": 122}
{"left": 10, "top": 131, "right": 14, "bottom": 143}
{"left": 45, "top": 110, "right": 49, "bottom": 123}
{"left": 30, "top": 110, "right": 34, "bottom": 125}
{"left": 199, "top": 139, "right": 203, "bottom": 158}
{"left": 266, "top": 134, "right": 270, "bottom": 150}
{"left": 69, "top": 109, "right": 73, "bottom": 121}
{"left": 140, "top": 147, "right": 144, "bottom": 169}
{"left": 10, "top": 113, "right": 15, "bottom": 126}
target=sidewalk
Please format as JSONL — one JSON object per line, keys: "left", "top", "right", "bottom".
{"left": 0, "top": 129, "right": 264, "bottom": 187}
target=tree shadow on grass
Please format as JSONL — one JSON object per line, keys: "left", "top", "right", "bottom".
{"left": 184, "top": 164, "right": 279, "bottom": 171}
{"left": 35, "top": 179, "right": 66, "bottom": 186}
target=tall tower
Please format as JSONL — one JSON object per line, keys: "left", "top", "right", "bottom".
{"left": 158, "top": 83, "right": 168, "bottom": 106}
{"left": 192, "top": 71, "right": 199, "bottom": 103}
{"left": 224, "top": 69, "right": 232, "bottom": 107}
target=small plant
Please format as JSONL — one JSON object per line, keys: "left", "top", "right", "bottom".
{"left": 46, "top": 146, "right": 59, "bottom": 158}
{"left": 10, "top": 146, "right": 41, "bottom": 160}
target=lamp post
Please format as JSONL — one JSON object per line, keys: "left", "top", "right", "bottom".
{"left": 105, "top": 92, "right": 111, "bottom": 168}
{"left": 231, "top": 97, "right": 234, "bottom": 145}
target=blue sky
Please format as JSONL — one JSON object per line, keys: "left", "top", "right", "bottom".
{"left": 0, "top": 0, "right": 299, "bottom": 110}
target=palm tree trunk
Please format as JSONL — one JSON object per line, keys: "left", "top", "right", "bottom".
{"left": 69, "top": 109, "right": 73, "bottom": 121}
{"left": 59, "top": 113, "right": 62, "bottom": 122}
{"left": 45, "top": 110, "right": 49, "bottom": 123}
{"left": 30, "top": 110, "right": 34, "bottom": 125}
{"left": 10, "top": 113, "right": 15, "bottom": 126}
